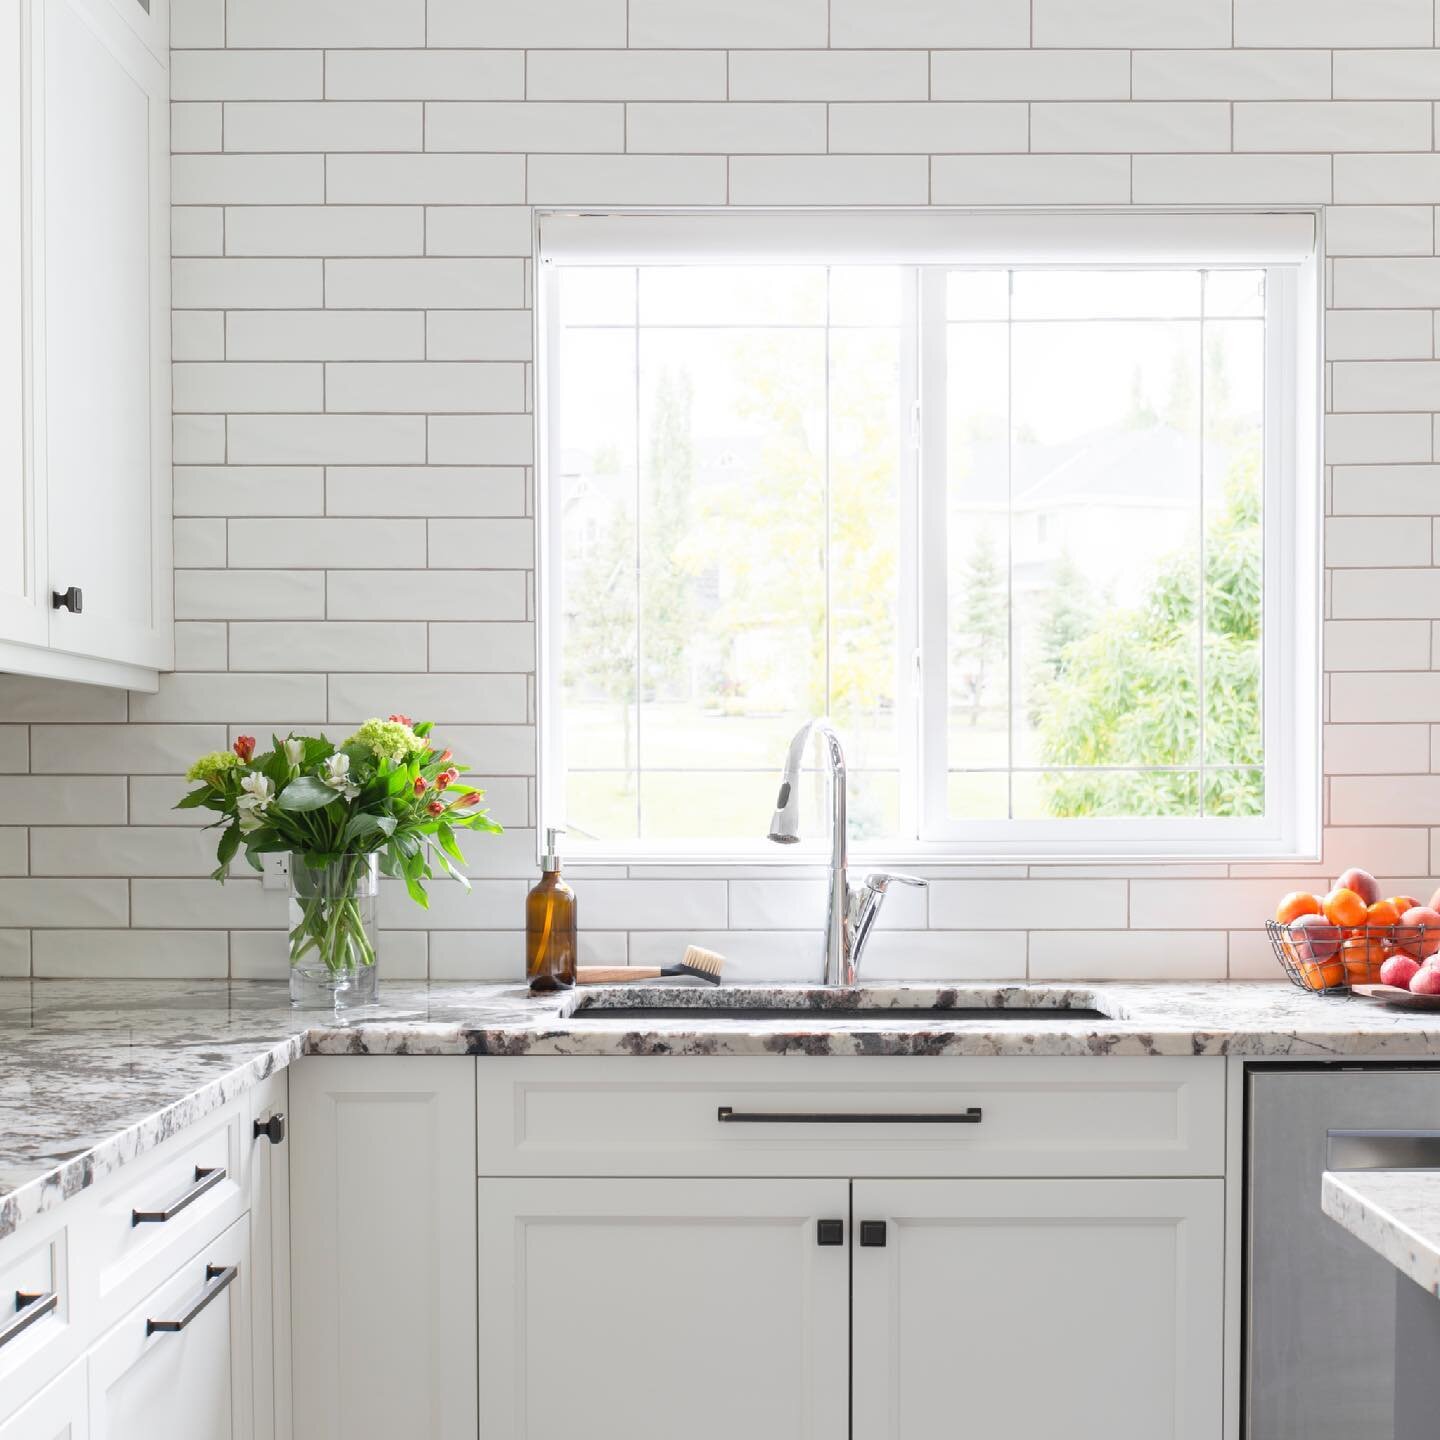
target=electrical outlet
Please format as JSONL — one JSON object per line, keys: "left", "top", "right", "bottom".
{"left": 261, "top": 853, "right": 289, "bottom": 891}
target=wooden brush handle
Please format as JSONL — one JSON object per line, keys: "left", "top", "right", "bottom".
{"left": 576, "top": 966, "right": 662, "bottom": 985}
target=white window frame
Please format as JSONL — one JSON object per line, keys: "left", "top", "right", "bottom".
{"left": 534, "top": 208, "right": 1323, "bottom": 865}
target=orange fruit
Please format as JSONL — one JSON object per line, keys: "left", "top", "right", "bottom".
{"left": 1275, "top": 891, "right": 1323, "bottom": 925}
{"left": 1390, "top": 896, "right": 1421, "bottom": 916}
{"left": 1341, "top": 934, "right": 1386, "bottom": 986}
{"left": 1366, "top": 900, "right": 1402, "bottom": 931}
{"left": 1323, "top": 888, "right": 1368, "bottom": 928}
{"left": 1300, "top": 956, "right": 1346, "bottom": 991}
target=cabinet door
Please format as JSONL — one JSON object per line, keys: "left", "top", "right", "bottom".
{"left": 0, "top": 0, "right": 44, "bottom": 648}
{"left": 290, "top": 1058, "right": 476, "bottom": 1440}
{"left": 87, "top": 1216, "right": 250, "bottom": 1440}
{"left": 248, "top": 1072, "right": 290, "bottom": 1440}
{"left": 851, "top": 1178, "right": 1224, "bottom": 1440}
{"left": 0, "top": 1359, "right": 86, "bottom": 1440}
{"left": 41, "top": 0, "right": 169, "bottom": 670}
{"left": 477, "top": 1178, "right": 850, "bottom": 1440}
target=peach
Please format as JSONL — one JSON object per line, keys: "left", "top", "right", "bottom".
{"left": 1410, "top": 964, "right": 1440, "bottom": 996}
{"left": 1275, "top": 891, "right": 1322, "bottom": 926}
{"left": 1399, "top": 907, "right": 1440, "bottom": 960}
{"left": 1391, "top": 896, "right": 1421, "bottom": 915}
{"left": 1428, "top": 887, "right": 1440, "bottom": 914}
{"left": 1380, "top": 954, "right": 1421, "bottom": 990}
{"left": 1287, "top": 913, "right": 1342, "bottom": 962}
{"left": 1323, "top": 888, "right": 1368, "bottom": 929}
{"left": 1336, "top": 868, "right": 1382, "bottom": 906}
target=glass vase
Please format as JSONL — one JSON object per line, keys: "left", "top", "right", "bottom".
{"left": 288, "top": 853, "right": 380, "bottom": 1009}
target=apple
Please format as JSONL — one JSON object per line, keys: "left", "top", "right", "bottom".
{"left": 1399, "top": 907, "right": 1440, "bottom": 960}
{"left": 1409, "top": 964, "right": 1440, "bottom": 996}
{"left": 1287, "top": 912, "right": 1342, "bottom": 961}
{"left": 1335, "top": 868, "right": 1382, "bottom": 906}
{"left": 1380, "top": 954, "right": 1421, "bottom": 990}
{"left": 1428, "top": 887, "right": 1440, "bottom": 914}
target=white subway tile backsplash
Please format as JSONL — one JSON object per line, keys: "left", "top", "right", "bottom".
{"left": 0, "top": 778, "right": 126, "bottom": 824}
{"left": 171, "top": 103, "right": 221, "bottom": 153}
{"left": 427, "top": 102, "right": 623, "bottom": 154}
{"left": 227, "top": 0, "right": 424, "bottom": 48}
{"left": 172, "top": 50, "right": 322, "bottom": 101}
{"left": 1235, "top": 102, "right": 1432, "bottom": 152}
{"left": 1325, "top": 414, "right": 1433, "bottom": 464}
{"left": 325, "top": 154, "right": 527, "bottom": 204}
{"left": 1132, "top": 153, "right": 1332, "bottom": 202}
{"left": 0, "top": 932, "right": 28, "bottom": 977}
{"left": 172, "top": 208, "right": 223, "bottom": 257}
{"left": 933, "top": 50, "right": 1130, "bottom": 100}
{"left": 1335, "top": 51, "right": 1440, "bottom": 99}
{"left": 173, "top": 312, "right": 225, "bottom": 360}
{"left": 224, "top": 207, "right": 424, "bottom": 258}
{"left": 427, "top": 415, "right": 534, "bottom": 464}
{"left": 425, "top": 311, "right": 533, "bottom": 361}
{"left": 932, "top": 155, "right": 1131, "bottom": 204}
{"left": 30, "top": 828, "right": 216, "bottom": 877}
{"left": 1325, "top": 723, "right": 1433, "bottom": 774}
{"left": 832, "top": 0, "right": 1028, "bottom": 47}
{"left": 325, "top": 362, "right": 524, "bottom": 414}
{"left": 1332, "top": 568, "right": 1440, "bottom": 618}
{"left": 173, "top": 258, "right": 321, "bottom": 309}
{"left": 1333, "top": 258, "right": 1440, "bottom": 308}
{"left": 228, "top": 415, "right": 427, "bottom": 465}
{"left": 173, "top": 414, "right": 226, "bottom": 464}
{"left": 225, "top": 101, "right": 424, "bottom": 153}
{"left": 428, "top": 623, "right": 535, "bottom": 672}
{"left": 527, "top": 50, "right": 727, "bottom": 100}
{"left": 326, "top": 50, "right": 525, "bottom": 101}
{"left": 131, "top": 879, "right": 287, "bottom": 928}
{"left": 1332, "top": 465, "right": 1440, "bottom": 514}
{"left": 0, "top": 727, "right": 28, "bottom": 773}
{"left": 1332, "top": 361, "right": 1440, "bottom": 413}
{"left": 175, "top": 569, "right": 326, "bottom": 620}
{"left": 33, "top": 725, "right": 227, "bottom": 777}
{"left": 173, "top": 154, "right": 324, "bottom": 205}
{"left": 729, "top": 155, "right": 929, "bottom": 204}
{"left": 326, "top": 467, "right": 525, "bottom": 517}
{"left": 1334, "top": 155, "right": 1440, "bottom": 204}
{"left": 327, "top": 673, "right": 527, "bottom": 724}
{"left": 1332, "top": 671, "right": 1440, "bottom": 721}
{"left": 423, "top": 208, "right": 533, "bottom": 257}
{"left": 0, "top": 880, "right": 128, "bottom": 927}
{"left": 0, "top": 676, "right": 128, "bottom": 722}
{"left": 325, "top": 258, "right": 523, "bottom": 309}
{"left": 527, "top": 154, "right": 727, "bottom": 205}
{"left": 1325, "top": 209, "right": 1434, "bottom": 257}
{"left": 1132, "top": 49, "right": 1330, "bottom": 99}
{"left": 1326, "top": 309, "right": 1434, "bottom": 359}
{"left": 731, "top": 51, "right": 928, "bottom": 100}
{"left": 1029, "top": 931, "right": 1228, "bottom": 981}
{"left": 627, "top": 103, "right": 827, "bottom": 154}
{"left": 1033, "top": 0, "right": 1231, "bottom": 47}
{"left": 428, "top": 0, "right": 626, "bottom": 49}
{"left": 227, "top": 311, "right": 425, "bottom": 361}
{"left": 33, "top": 930, "right": 229, "bottom": 979}
{"left": 326, "top": 569, "right": 527, "bottom": 621}
{"left": 228, "top": 517, "right": 426, "bottom": 569}
{"left": 128, "top": 674, "right": 329, "bottom": 724}
{"left": 632, "top": 0, "right": 828, "bottom": 48}
{"left": 228, "top": 622, "right": 427, "bottom": 672}
{"left": 829, "top": 103, "right": 1027, "bottom": 154}
{"left": 1324, "top": 619, "right": 1433, "bottom": 670}
{"left": 174, "top": 362, "right": 323, "bottom": 413}
{"left": 427, "top": 518, "right": 534, "bottom": 568}
{"left": 1032, "top": 102, "right": 1231, "bottom": 152}
{"left": 929, "top": 879, "right": 1127, "bottom": 929}
{"left": 569, "top": 879, "right": 729, "bottom": 929}
{"left": 1234, "top": 0, "right": 1433, "bottom": 48}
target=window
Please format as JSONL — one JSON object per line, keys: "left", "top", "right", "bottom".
{"left": 538, "top": 211, "right": 1320, "bottom": 861}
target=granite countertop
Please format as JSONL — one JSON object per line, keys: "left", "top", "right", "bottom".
{"left": 8, "top": 974, "right": 1440, "bottom": 1241}
{"left": 1323, "top": 1169, "right": 1440, "bottom": 1297}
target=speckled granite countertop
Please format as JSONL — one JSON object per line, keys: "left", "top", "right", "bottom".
{"left": 7, "top": 975, "right": 1440, "bottom": 1241}
{"left": 1323, "top": 1169, "right": 1440, "bottom": 1297}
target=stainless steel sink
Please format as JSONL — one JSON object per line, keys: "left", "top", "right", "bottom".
{"left": 565, "top": 984, "right": 1106, "bottom": 1021}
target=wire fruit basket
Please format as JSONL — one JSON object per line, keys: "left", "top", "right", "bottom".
{"left": 1267, "top": 918, "right": 1432, "bottom": 996}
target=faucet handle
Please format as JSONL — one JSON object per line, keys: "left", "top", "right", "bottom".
{"left": 863, "top": 872, "right": 927, "bottom": 893}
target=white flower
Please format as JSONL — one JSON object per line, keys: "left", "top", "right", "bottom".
{"left": 236, "top": 772, "right": 274, "bottom": 830}
{"left": 284, "top": 738, "right": 304, "bottom": 769}
{"left": 322, "top": 752, "right": 360, "bottom": 801}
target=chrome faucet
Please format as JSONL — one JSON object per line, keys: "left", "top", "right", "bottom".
{"left": 767, "top": 719, "right": 927, "bottom": 986}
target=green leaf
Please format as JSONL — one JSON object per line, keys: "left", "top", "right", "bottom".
{"left": 242, "top": 843, "right": 265, "bottom": 874}
{"left": 176, "top": 787, "right": 215, "bottom": 810}
{"left": 275, "top": 775, "right": 340, "bottom": 812}
{"left": 341, "top": 812, "right": 396, "bottom": 847}
{"left": 216, "top": 824, "right": 241, "bottom": 869}
{"left": 435, "top": 823, "right": 465, "bottom": 864}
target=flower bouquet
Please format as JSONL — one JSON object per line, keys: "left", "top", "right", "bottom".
{"left": 179, "top": 716, "right": 501, "bottom": 1006}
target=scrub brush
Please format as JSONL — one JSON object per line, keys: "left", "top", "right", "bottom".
{"left": 576, "top": 946, "right": 725, "bottom": 986}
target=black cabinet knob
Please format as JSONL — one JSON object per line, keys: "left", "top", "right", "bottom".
{"left": 51, "top": 586, "right": 82, "bottom": 613}
{"left": 253, "top": 1112, "right": 286, "bottom": 1145}
{"left": 816, "top": 1219, "right": 844, "bottom": 1247}
{"left": 860, "top": 1220, "right": 887, "bottom": 1247}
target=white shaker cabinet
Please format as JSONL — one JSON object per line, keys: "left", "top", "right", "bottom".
{"left": 289, "top": 1058, "right": 477, "bottom": 1440}
{"left": 0, "top": 1361, "right": 86, "bottom": 1440}
{"left": 0, "top": 0, "right": 170, "bottom": 691}
{"left": 87, "top": 1216, "right": 251, "bottom": 1440}
{"left": 851, "top": 1178, "right": 1225, "bottom": 1440}
{"left": 476, "top": 1177, "right": 851, "bottom": 1440}
{"left": 247, "top": 1073, "right": 290, "bottom": 1440}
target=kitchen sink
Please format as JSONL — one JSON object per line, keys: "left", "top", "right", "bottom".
{"left": 566, "top": 984, "right": 1107, "bottom": 1021}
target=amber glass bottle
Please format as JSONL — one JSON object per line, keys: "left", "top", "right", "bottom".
{"left": 526, "top": 827, "right": 576, "bottom": 992}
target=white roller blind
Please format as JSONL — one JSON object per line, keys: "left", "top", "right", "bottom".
{"left": 537, "top": 207, "right": 1316, "bottom": 267}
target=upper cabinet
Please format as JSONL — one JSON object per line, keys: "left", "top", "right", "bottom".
{"left": 0, "top": 0, "right": 170, "bottom": 693}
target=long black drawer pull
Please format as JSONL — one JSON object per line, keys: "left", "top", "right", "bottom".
{"left": 132, "top": 1165, "right": 226, "bottom": 1226}
{"left": 146, "top": 1264, "right": 237, "bottom": 1336}
{"left": 0, "top": 1290, "right": 58, "bottom": 1349}
{"left": 717, "top": 1106, "right": 982, "bottom": 1124}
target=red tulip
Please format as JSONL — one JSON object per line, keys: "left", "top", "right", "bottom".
{"left": 233, "top": 735, "right": 256, "bottom": 763}
{"left": 437, "top": 769, "right": 457, "bottom": 789}
{"left": 454, "top": 790, "right": 480, "bottom": 807}
{"left": 427, "top": 799, "right": 445, "bottom": 816}
{"left": 413, "top": 775, "right": 428, "bottom": 795}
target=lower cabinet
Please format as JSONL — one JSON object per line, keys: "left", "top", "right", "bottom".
{"left": 476, "top": 1178, "right": 851, "bottom": 1440}
{"left": 0, "top": 1362, "right": 86, "bottom": 1440}
{"left": 289, "top": 1058, "right": 476, "bottom": 1440}
{"left": 87, "top": 1215, "right": 251, "bottom": 1440}
{"left": 476, "top": 1175, "right": 1224, "bottom": 1440}
{"left": 851, "top": 1178, "right": 1225, "bottom": 1440}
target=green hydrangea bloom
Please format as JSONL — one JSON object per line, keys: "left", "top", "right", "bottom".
{"left": 345, "top": 717, "right": 420, "bottom": 764}
{"left": 186, "top": 750, "right": 242, "bottom": 783}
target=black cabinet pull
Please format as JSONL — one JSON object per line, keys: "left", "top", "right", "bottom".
{"left": 717, "top": 1106, "right": 982, "bottom": 1125}
{"left": 146, "top": 1264, "right": 237, "bottom": 1336}
{"left": 0, "top": 1290, "right": 58, "bottom": 1349}
{"left": 51, "top": 587, "right": 82, "bottom": 613}
{"left": 253, "top": 1112, "right": 286, "bottom": 1145}
{"left": 132, "top": 1165, "right": 226, "bottom": 1225}
{"left": 860, "top": 1221, "right": 888, "bottom": 1248}
{"left": 816, "top": 1219, "right": 844, "bottom": 1247}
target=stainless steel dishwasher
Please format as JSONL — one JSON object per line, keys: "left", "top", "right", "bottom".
{"left": 1246, "top": 1063, "right": 1440, "bottom": 1439}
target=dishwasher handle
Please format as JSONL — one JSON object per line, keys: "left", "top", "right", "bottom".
{"left": 1327, "top": 1128, "right": 1440, "bottom": 1171}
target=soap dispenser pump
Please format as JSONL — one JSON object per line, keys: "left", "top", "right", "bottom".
{"left": 526, "top": 827, "right": 577, "bottom": 992}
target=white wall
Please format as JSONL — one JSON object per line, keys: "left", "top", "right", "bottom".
{"left": 0, "top": 0, "right": 1436, "bottom": 984}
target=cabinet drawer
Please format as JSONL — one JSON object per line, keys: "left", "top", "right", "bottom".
{"left": 76, "top": 1109, "right": 245, "bottom": 1329}
{"left": 476, "top": 1056, "right": 1226, "bottom": 1178}
{"left": 0, "top": 1217, "right": 74, "bottom": 1420}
